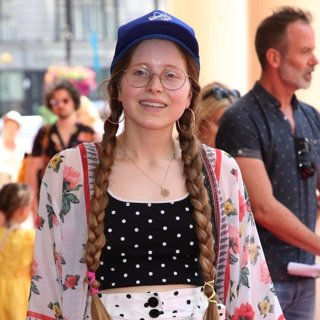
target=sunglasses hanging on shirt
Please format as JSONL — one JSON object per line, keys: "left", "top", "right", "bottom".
{"left": 294, "top": 137, "right": 315, "bottom": 179}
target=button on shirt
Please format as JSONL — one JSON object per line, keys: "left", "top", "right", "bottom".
{"left": 216, "top": 82, "right": 320, "bottom": 281}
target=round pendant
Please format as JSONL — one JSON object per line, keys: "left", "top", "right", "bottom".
{"left": 161, "top": 188, "right": 170, "bottom": 197}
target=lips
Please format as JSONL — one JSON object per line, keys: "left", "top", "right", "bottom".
{"left": 140, "top": 100, "right": 167, "bottom": 108}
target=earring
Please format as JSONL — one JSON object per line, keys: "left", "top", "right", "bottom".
{"left": 176, "top": 107, "right": 195, "bottom": 134}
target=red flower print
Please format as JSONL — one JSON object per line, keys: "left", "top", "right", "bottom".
{"left": 63, "top": 274, "right": 80, "bottom": 290}
{"left": 232, "top": 303, "right": 255, "bottom": 320}
{"left": 35, "top": 214, "right": 45, "bottom": 229}
{"left": 63, "top": 166, "right": 80, "bottom": 190}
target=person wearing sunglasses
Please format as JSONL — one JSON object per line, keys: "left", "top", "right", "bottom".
{"left": 216, "top": 7, "right": 320, "bottom": 320}
{"left": 25, "top": 79, "right": 97, "bottom": 216}
{"left": 195, "top": 81, "right": 240, "bottom": 147}
{"left": 26, "top": 10, "right": 283, "bottom": 320}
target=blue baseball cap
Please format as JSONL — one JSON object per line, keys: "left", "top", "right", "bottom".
{"left": 110, "top": 10, "right": 200, "bottom": 73}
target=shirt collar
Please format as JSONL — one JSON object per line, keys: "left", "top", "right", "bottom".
{"left": 253, "top": 81, "right": 299, "bottom": 110}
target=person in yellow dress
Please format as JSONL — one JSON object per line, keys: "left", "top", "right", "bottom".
{"left": 0, "top": 182, "right": 35, "bottom": 320}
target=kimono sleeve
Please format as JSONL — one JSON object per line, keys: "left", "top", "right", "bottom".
{"left": 216, "top": 150, "right": 284, "bottom": 320}
{"left": 27, "top": 146, "right": 89, "bottom": 320}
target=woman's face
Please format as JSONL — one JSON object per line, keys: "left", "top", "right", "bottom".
{"left": 118, "top": 39, "right": 192, "bottom": 132}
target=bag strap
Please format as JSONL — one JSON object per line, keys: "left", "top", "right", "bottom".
{"left": 200, "top": 144, "right": 229, "bottom": 303}
{"left": 79, "top": 142, "right": 101, "bottom": 221}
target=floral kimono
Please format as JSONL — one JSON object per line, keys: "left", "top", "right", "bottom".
{"left": 27, "top": 142, "right": 284, "bottom": 320}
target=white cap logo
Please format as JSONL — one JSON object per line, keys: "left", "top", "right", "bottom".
{"left": 148, "top": 11, "right": 172, "bottom": 21}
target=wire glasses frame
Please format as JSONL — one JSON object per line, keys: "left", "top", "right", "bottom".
{"left": 123, "top": 65, "right": 190, "bottom": 91}
{"left": 202, "top": 87, "right": 241, "bottom": 101}
{"left": 294, "top": 137, "right": 315, "bottom": 179}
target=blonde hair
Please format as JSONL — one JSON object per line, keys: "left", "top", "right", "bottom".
{"left": 196, "top": 81, "right": 238, "bottom": 147}
{"left": 85, "top": 45, "right": 220, "bottom": 320}
{"left": 77, "top": 96, "right": 102, "bottom": 127}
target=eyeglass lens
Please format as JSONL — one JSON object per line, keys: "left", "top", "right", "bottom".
{"left": 202, "top": 87, "right": 241, "bottom": 101}
{"left": 50, "top": 98, "right": 70, "bottom": 106}
{"left": 124, "top": 66, "right": 188, "bottom": 91}
{"left": 294, "top": 137, "right": 315, "bottom": 178}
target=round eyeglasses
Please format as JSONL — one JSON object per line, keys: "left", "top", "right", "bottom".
{"left": 123, "top": 65, "right": 189, "bottom": 91}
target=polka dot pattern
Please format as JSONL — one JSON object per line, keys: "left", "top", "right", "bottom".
{"left": 96, "top": 192, "right": 203, "bottom": 290}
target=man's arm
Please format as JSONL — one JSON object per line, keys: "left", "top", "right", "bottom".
{"left": 236, "top": 156, "right": 320, "bottom": 256}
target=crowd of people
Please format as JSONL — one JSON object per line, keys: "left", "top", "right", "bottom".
{"left": 0, "top": 5, "right": 319, "bottom": 320}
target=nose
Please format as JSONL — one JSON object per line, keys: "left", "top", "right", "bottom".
{"left": 146, "top": 73, "right": 163, "bottom": 92}
{"left": 311, "top": 52, "right": 319, "bottom": 66}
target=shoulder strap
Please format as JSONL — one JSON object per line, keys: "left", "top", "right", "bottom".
{"left": 200, "top": 144, "right": 229, "bottom": 303}
{"left": 79, "top": 142, "right": 101, "bottom": 221}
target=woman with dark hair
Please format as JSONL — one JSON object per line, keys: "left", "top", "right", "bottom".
{"left": 27, "top": 10, "right": 283, "bottom": 320}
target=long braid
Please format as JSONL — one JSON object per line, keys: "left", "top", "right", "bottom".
{"left": 85, "top": 72, "right": 124, "bottom": 319}
{"left": 177, "top": 58, "right": 219, "bottom": 320}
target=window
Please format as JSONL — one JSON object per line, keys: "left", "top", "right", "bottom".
{"left": 0, "top": 0, "right": 15, "bottom": 41}
{"left": 53, "top": 0, "right": 117, "bottom": 42}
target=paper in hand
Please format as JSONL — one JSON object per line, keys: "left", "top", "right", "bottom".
{"left": 287, "top": 262, "right": 320, "bottom": 278}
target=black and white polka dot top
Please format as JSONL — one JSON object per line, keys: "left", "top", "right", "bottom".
{"left": 96, "top": 191, "right": 203, "bottom": 290}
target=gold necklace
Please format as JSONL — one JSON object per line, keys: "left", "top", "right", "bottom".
{"left": 118, "top": 142, "right": 176, "bottom": 197}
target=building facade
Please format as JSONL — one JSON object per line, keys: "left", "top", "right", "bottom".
{"left": 0, "top": 0, "right": 166, "bottom": 116}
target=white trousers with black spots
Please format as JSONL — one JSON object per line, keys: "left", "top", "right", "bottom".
{"left": 98, "top": 286, "right": 226, "bottom": 320}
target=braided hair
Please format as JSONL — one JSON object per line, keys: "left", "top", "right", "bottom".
{"left": 85, "top": 44, "right": 219, "bottom": 320}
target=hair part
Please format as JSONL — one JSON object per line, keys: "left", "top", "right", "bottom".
{"left": 255, "top": 6, "right": 312, "bottom": 69}
{"left": 45, "top": 79, "right": 81, "bottom": 111}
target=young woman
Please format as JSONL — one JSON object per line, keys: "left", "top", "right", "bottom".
{"left": 0, "top": 183, "right": 35, "bottom": 320}
{"left": 27, "top": 10, "right": 284, "bottom": 320}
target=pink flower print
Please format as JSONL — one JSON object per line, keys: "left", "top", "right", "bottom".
{"left": 260, "top": 261, "right": 272, "bottom": 284}
{"left": 31, "top": 260, "right": 38, "bottom": 277}
{"left": 241, "top": 244, "right": 249, "bottom": 268}
{"left": 52, "top": 213, "right": 59, "bottom": 226}
{"left": 238, "top": 191, "right": 246, "bottom": 222}
{"left": 232, "top": 303, "right": 255, "bottom": 320}
{"left": 63, "top": 166, "right": 80, "bottom": 190}
{"left": 229, "top": 224, "right": 240, "bottom": 254}
{"left": 55, "top": 252, "right": 63, "bottom": 276}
